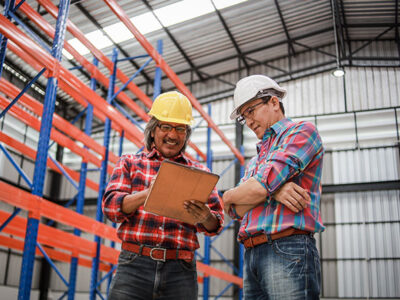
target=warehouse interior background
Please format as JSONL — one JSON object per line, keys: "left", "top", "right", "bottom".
{"left": 0, "top": 0, "right": 399, "bottom": 299}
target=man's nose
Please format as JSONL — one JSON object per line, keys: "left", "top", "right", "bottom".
{"left": 166, "top": 128, "right": 179, "bottom": 138}
{"left": 245, "top": 117, "right": 254, "bottom": 127}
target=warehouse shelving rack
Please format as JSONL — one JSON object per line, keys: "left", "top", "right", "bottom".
{"left": 0, "top": 0, "right": 245, "bottom": 299}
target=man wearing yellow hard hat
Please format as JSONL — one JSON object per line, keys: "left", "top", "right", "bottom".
{"left": 103, "top": 91, "right": 224, "bottom": 299}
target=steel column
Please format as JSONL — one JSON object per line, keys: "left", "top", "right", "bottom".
{"left": 238, "top": 146, "right": 245, "bottom": 300}
{"left": 90, "top": 49, "right": 118, "bottom": 300}
{"left": 68, "top": 58, "right": 97, "bottom": 300}
{"left": 153, "top": 39, "right": 163, "bottom": 99}
{"left": 0, "top": 0, "right": 15, "bottom": 78}
{"left": 18, "top": 1, "right": 71, "bottom": 299}
{"left": 203, "top": 103, "right": 213, "bottom": 300}
{"left": 106, "top": 129, "right": 124, "bottom": 294}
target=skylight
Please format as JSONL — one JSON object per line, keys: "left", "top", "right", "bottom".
{"left": 63, "top": 0, "right": 247, "bottom": 60}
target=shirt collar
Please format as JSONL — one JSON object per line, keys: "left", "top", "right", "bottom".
{"left": 146, "top": 147, "right": 189, "bottom": 163}
{"left": 256, "top": 118, "right": 293, "bottom": 152}
{"left": 268, "top": 118, "right": 292, "bottom": 136}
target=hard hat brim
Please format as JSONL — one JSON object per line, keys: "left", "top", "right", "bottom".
{"left": 151, "top": 114, "right": 194, "bottom": 125}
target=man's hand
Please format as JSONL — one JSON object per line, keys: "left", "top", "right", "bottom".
{"left": 273, "top": 182, "right": 310, "bottom": 213}
{"left": 183, "top": 200, "right": 212, "bottom": 224}
{"left": 183, "top": 200, "right": 218, "bottom": 231}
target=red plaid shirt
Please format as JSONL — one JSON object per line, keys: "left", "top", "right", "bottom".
{"left": 102, "top": 148, "right": 224, "bottom": 251}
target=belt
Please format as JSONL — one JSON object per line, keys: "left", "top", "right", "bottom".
{"left": 243, "top": 228, "right": 312, "bottom": 249}
{"left": 122, "top": 242, "right": 194, "bottom": 262}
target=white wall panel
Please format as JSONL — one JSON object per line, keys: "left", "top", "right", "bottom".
{"left": 334, "top": 191, "right": 400, "bottom": 298}
{"left": 284, "top": 71, "right": 346, "bottom": 117}
{"left": 331, "top": 148, "right": 399, "bottom": 184}
{"left": 346, "top": 67, "right": 400, "bottom": 111}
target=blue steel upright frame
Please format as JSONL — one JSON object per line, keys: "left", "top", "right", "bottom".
{"left": 0, "top": 0, "right": 15, "bottom": 78}
{"left": 203, "top": 103, "right": 213, "bottom": 300}
{"left": 17, "top": 1, "right": 71, "bottom": 299}
{"left": 201, "top": 104, "right": 245, "bottom": 300}
{"left": 68, "top": 58, "right": 98, "bottom": 300}
{"left": 89, "top": 49, "right": 118, "bottom": 300}
{"left": 153, "top": 40, "right": 163, "bottom": 99}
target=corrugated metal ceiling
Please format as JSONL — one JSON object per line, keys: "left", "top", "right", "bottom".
{"left": 3, "top": 0, "right": 399, "bottom": 119}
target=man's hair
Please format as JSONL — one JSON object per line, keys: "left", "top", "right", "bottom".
{"left": 279, "top": 102, "right": 285, "bottom": 115}
{"left": 260, "top": 93, "right": 285, "bottom": 115}
{"left": 144, "top": 117, "right": 192, "bottom": 152}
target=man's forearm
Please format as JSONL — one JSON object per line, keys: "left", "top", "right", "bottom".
{"left": 201, "top": 213, "right": 219, "bottom": 232}
{"left": 223, "top": 177, "right": 268, "bottom": 206}
{"left": 121, "top": 190, "right": 148, "bottom": 214}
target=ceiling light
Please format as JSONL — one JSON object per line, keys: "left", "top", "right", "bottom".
{"left": 332, "top": 68, "right": 345, "bottom": 77}
{"left": 330, "top": 0, "right": 345, "bottom": 78}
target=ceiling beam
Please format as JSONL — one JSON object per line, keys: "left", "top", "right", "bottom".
{"left": 210, "top": 0, "right": 250, "bottom": 70}
{"left": 274, "top": 0, "right": 296, "bottom": 56}
{"left": 332, "top": 0, "right": 346, "bottom": 62}
{"left": 339, "top": 0, "right": 353, "bottom": 65}
{"left": 75, "top": 3, "right": 153, "bottom": 85}
{"left": 165, "top": 26, "right": 335, "bottom": 80}
{"left": 141, "top": 0, "right": 206, "bottom": 81}
{"left": 350, "top": 26, "right": 395, "bottom": 56}
{"left": 395, "top": 0, "right": 400, "bottom": 59}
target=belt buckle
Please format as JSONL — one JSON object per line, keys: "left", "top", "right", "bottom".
{"left": 150, "top": 247, "right": 167, "bottom": 262}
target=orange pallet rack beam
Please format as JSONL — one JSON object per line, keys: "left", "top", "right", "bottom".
{"left": 0, "top": 131, "right": 99, "bottom": 192}
{"left": 0, "top": 78, "right": 119, "bottom": 164}
{"left": 0, "top": 14, "right": 145, "bottom": 149}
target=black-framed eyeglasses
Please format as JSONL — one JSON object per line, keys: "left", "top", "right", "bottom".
{"left": 157, "top": 123, "right": 187, "bottom": 134}
{"left": 236, "top": 96, "right": 271, "bottom": 125}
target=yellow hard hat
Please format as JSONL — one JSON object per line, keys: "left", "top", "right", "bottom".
{"left": 148, "top": 91, "right": 194, "bottom": 125}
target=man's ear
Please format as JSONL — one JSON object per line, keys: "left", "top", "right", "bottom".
{"left": 271, "top": 96, "right": 281, "bottom": 111}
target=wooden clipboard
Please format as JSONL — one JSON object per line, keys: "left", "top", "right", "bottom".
{"left": 143, "top": 160, "right": 219, "bottom": 224}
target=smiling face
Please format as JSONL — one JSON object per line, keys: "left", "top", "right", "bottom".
{"left": 151, "top": 121, "right": 188, "bottom": 158}
{"left": 239, "top": 96, "right": 284, "bottom": 139}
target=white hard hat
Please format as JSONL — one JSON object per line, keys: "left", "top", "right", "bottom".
{"left": 230, "top": 75, "right": 287, "bottom": 120}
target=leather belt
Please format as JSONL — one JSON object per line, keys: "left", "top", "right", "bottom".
{"left": 243, "top": 228, "right": 312, "bottom": 249}
{"left": 122, "top": 242, "right": 194, "bottom": 262}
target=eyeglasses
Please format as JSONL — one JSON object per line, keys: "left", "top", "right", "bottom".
{"left": 236, "top": 96, "right": 271, "bottom": 125}
{"left": 157, "top": 123, "right": 187, "bottom": 134}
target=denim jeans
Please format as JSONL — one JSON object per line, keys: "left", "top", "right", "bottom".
{"left": 108, "top": 249, "right": 198, "bottom": 300}
{"left": 243, "top": 234, "right": 321, "bottom": 300}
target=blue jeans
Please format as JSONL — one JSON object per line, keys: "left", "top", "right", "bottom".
{"left": 108, "top": 249, "right": 198, "bottom": 299}
{"left": 243, "top": 234, "right": 321, "bottom": 300}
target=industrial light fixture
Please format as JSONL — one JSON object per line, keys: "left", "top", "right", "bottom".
{"left": 332, "top": 67, "right": 345, "bottom": 77}
{"left": 330, "top": 0, "right": 345, "bottom": 78}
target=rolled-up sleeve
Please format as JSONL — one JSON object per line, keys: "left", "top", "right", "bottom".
{"left": 226, "top": 156, "right": 257, "bottom": 221}
{"left": 254, "top": 122, "right": 323, "bottom": 196}
{"left": 102, "top": 155, "right": 134, "bottom": 223}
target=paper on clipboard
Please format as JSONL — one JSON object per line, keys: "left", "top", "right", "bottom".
{"left": 143, "top": 160, "right": 219, "bottom": 224}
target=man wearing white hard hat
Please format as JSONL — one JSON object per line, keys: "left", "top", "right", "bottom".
{"left": 223, "top": 75, "right": 324, "bottom": 299}
{"left": 103, "top": 91, "right": 224, "bottom": 299}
